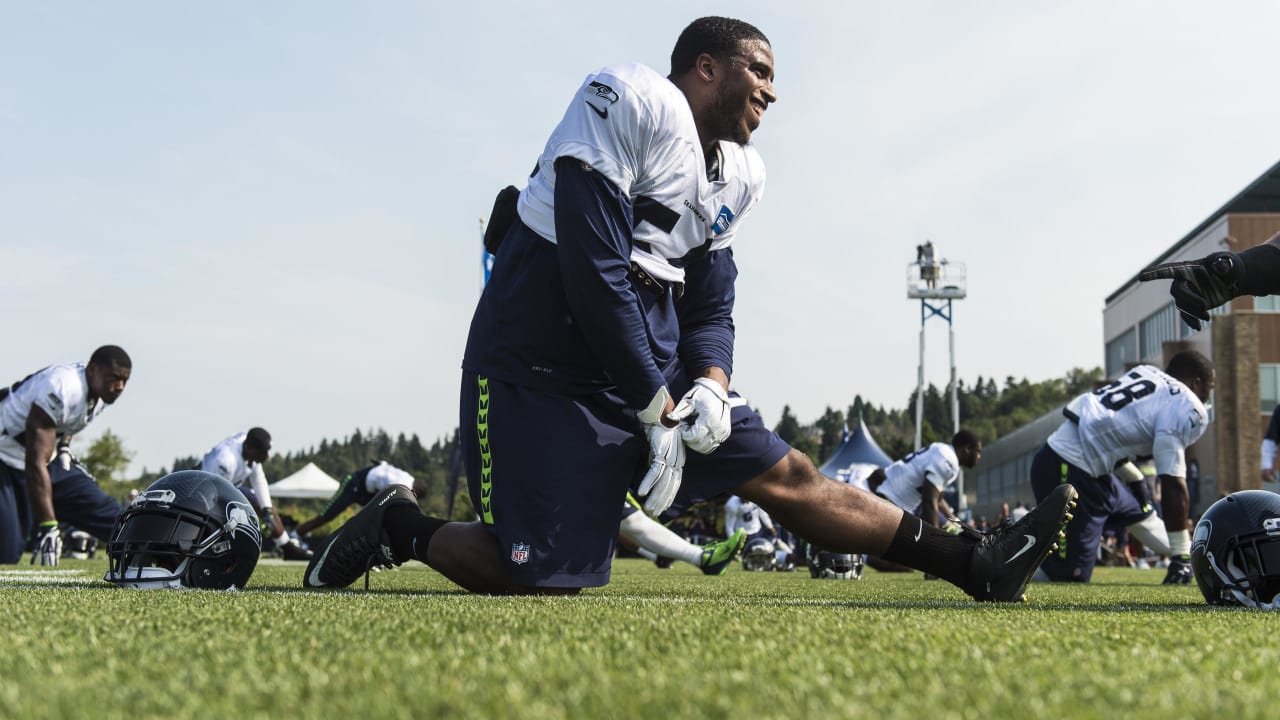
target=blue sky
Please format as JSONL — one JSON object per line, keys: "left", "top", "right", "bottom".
{"left": 4, "top": 2, "right": 1280, "bottom": 475}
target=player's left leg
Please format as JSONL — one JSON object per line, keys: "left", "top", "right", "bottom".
{"left": 48, "top": 460, "right": 123, "bottom": 543}
{"left": 682, "top": 404, "right": 1075, "bottom": 601}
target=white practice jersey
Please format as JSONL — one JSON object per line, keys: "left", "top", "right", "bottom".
{"left": 517, "top": 62, "right": 766, "bottom": 284}
{"left": 200, "top": 432, "right": 272, "bottom": 508}
{"left": 724, "top": 495, "right": 773, "bottom": 537}
{"left": 0, "top": 363, "right": 105, "bottom": 470}
{"left": 835, "top": 463, "right": 879, "bottom": 493}
{"left": 364, "top": 461, "right": 414, "bottom": 494}
{"left": 878, "top": 443, "right": 960, "bottom": 513}
{"left": 1048, "top": 365, "right": 1208, "bottom": 478}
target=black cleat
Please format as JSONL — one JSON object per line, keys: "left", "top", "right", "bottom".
{"left": 279, "top": 539, "right": 314, "bottom": 561}
{"left": 965, "top": 484, "right": 1078, "bottom": 602}
{"left": 1162, "top": 556, "right": 1193, "bottom": 585}
{"left": 303, "top": 485, "right": 417, "bottom": 590}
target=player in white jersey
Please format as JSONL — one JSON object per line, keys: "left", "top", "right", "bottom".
{"left": 724, "top": 494, "right": 775, "bottom": 540}
{"left": 295, "top": 461, "right": 425, "bottom": 537}
{"left": 200, "top": 428, "right": 311, "bottom": 561}
{"left": 0, "top": 346, "right": 132, "bottom": 564}
{"left": 1030, "top": 350, "right": 1213, "bottom": 584}
{"left": 307, "top": 17, "right": 1076, "bottom": 606}
{"left": 871, "top": 431, "right": 982, "bottom": 526}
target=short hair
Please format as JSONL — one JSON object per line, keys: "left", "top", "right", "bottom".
{"left": 245, "top": 427, "right": 272, "bottom": 453}
{"left": 670, "top": 17, "right": 770, "bottom": 76}
{"left": 1165, "top": 350, "right": 1213, "bottom": 384}
{"left": 952, "top": 429, "right": 981, "bottom": 450}
{"left": 89, "top": 345, "right": 131, "bottom": 370}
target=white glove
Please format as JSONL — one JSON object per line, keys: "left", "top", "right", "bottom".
{"left": 636, "top": 387, "right": 686, "bottom": 516}
{"left": 31, "top": 524, "right": 62, "bottom": 566}
{"left": 56, "top": 446, "right": 73, "bottom": 471}
{"left": 667, "top": 378, "right": 733, "bottom": 454}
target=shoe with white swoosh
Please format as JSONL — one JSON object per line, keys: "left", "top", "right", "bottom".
{"left": 303, "top": 485, "right": 417, "bottom": 590}
{"left": 964, "top": 483, "right": 1077, "bottom": 602}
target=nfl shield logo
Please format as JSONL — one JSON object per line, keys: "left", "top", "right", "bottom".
{"left": 510, "top": 542, "right": 531, "bottom": 564}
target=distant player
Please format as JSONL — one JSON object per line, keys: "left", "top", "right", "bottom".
{"left": 0, "top": 345, "right": 132, "bottom": 565}
{"left": 618, "top": 495, "right": 746, "bottom": 575}
{"left": 200, "top": 428, "right": 311, "bottom": 560}
{"left": 295, "top": 461, "right": 427, "bottom": 537}
{"left": 1030, "top": 350, "right": 1213, "bottom": 584}
{"left": 868, "top": 430, "right": 982, "bottom": 526}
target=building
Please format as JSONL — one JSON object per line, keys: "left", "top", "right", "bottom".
{"left": 973, "top": 159, "right": 1280, "bottom": 517}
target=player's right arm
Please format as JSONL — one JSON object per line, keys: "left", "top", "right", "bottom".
{"left": 22, "top": 406, "right": 58, "bottom": 525}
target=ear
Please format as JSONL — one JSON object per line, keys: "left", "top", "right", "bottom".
{"left": 696, "top": 52, "right": 718, "bottom": 81}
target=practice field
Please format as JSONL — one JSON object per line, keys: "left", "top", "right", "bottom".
{"left": 0, "top": 559, "right": 1274, "bottom": 720}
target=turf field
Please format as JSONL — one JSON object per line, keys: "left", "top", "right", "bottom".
{"left": 1, "top": 558, "right": 1274, "bottom": 720}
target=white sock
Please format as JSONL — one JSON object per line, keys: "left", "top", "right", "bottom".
{"left": 273, "top": 532, "right": 290, "bottom": 548}
{"left": 1168, "top": 529, "right": 1190, "bottom": 558}
{"left": 618, "top": 512, "right": 702, "bottom": 566}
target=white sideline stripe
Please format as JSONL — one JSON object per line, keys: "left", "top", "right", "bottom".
{"left": 0, "top": 569, "right": 91, "bottom": 586}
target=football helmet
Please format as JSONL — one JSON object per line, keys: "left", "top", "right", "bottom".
{"left": 807, "top": 545, "right": 864, "bottom": 580}
{"left": 104, "top": 470, "right": 261, "bottom": 590}
{"left": 63, "top": 529, "right": 98, "bottom": 560}
{"left": 1191, "top": 490, "right": 1280, "bottom": 608}
{"left": 741, "top": 537, "right": 776, "bottom": 572}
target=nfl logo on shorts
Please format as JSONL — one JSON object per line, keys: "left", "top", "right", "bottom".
{"left": 510, "top": 542, "right": 531, "bottom": 564}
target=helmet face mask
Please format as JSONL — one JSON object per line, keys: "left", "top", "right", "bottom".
{"left": 105, "top": 470, "right": 261, "bottom": 590}
{"left": 1191, "top": 490, "right": 1280, "bottom": 609}
{"left": 741, "top": 537, "right": 776, "bottom": 572}
{"left": 807, "top": 547, "right": 864, "bottom": 580}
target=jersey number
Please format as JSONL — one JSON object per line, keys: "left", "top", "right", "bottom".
{"left": 1093, "top": 371, "right": 1157, "bottom": 411}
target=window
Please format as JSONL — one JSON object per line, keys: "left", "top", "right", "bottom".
{"left": 1106, "top": 328, "right": 1138, "bottom": 377}
{"left": 1262, "top": 365, "right": 1280, "bottom": 413}
{"left": 1256, "top": 295, "right": 1280, "bottom": 312}
{"left": 1140, "top": 304, "right": 1179, "bottom": 359}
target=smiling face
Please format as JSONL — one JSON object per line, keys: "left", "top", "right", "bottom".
{"left": 707, "top": 38, "right": 776, "bottom": 144}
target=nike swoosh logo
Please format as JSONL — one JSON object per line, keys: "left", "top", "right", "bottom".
{"left": 586, "top": 101, "right": 608, "bottom": 119}
{"left": 913, "top": 519, "right": 923, "bottom": 542}
{"left": 1005, "top": 534, "right": 1037, "bottom": 565}
{"left": 308, "top": 528, "right": 342, "bottom": 587}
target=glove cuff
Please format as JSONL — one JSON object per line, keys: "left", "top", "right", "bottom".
{"left": 638, "top": 386, "right": 672, "bottom": 426}
{"left": 38, "top": 520, "right": 58, "bottom": 529}
{"left": 1238, "top": 244, "right": 1280, "bottom": 296}
{"left": 692, "top": 377, "right": 730, "bottom": 400}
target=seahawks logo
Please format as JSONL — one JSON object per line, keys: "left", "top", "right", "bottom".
{"left": 225, "top": 501, "right": 260, "bottom": 545}
{"left": 585, "top": 81, "right": 619, "bottom": 119}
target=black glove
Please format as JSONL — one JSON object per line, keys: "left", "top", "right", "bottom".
{"left": 1138, "top": 252, "right": 1242, "bottom": 330}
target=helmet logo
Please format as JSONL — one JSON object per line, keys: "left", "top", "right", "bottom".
{"left": 1192, "top": 519, "right": 1211, "bottom": 548}
{"left": 225, "top": 501, "right": 261, "bottom": 545}
{"left": 1264, "top": 518, "right": 1280, "bottom": 536}
{"left": 139, "top": 489, "right": 177, "bottom": 506}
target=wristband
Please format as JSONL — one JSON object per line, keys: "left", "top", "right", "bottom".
{"left": 38, "top": 520, "right": 58, "bottom": 529}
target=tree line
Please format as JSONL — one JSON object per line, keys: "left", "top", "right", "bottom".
{"left": 84, "top": 366, "right": 1102, "bottom": 521}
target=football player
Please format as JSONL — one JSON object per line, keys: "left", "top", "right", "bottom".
{"left": 1030, "top": 350, "right": 1213, "bottom": 584}
{"left": 305, "top": 16, "right": 1076, "bottom": 602}
{"left": 295, "top": 461, "right": 427, "bottom": 537}
{"left": 200, "top": 428, "right": 312, "bottom": 560}
{"left": 0, "top": 345, "right": 131, "bottom": 565}
{"left": 1139, "top": 232, "right": 1280, "bottom": 329}
{"left": 868, "top": 430, "right": 982, "bottom": 527}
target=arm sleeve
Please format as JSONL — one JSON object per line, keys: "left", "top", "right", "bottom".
{"left": 553, "top": 156, "right": 667, "bottom": 409}
{"left": 677, "top": 248, "right": 737, "bottom": 378}
{"left": 1152, "top": 434, "right": 1187, "bottom": 478}
{"left": 249, "top": 464, "right": 272, "bottom": 509}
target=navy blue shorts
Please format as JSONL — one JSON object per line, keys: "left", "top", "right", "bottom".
{"left": 1030, "top": 445, "right": 1151, "bottom": 582}
{"left": 460, "top": 372, "right": 789, "bottom": 588}
{"left": 0, "top": 463, "right": 31, "bottom": 564}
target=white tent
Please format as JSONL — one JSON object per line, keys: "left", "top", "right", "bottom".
{"left": 267, "top": 462, "right": 340, "bottom": 499}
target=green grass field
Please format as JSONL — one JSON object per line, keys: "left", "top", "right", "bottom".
{"left": 1, "top": 558, "right": 1275, "bottom": 720}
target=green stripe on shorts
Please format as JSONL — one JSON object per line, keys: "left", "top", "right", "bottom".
{"left": 477, "top": 375, "right": 495, "bottom": 525}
